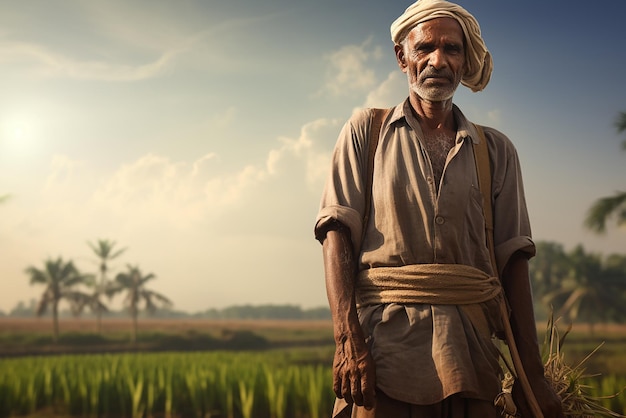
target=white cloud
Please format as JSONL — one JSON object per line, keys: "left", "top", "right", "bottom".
{"left": 210, "top": 106, "right": 238, "bottom": 129}
{"left": 20, "top": 114, "right": 339, "bottom": 239}
{"left": 487, "top": 109, "right": 501, "bottom": 124}
{"left": 0, "top": 4, "right": 281, "bottom": 83}
{"left": 317, "top": 38, "right": 383, "bottom": 97}
{"left": 44, "top": 154, "right": 86, "bottom": 191}
{"left": 361, "top": 70, "right": 406, "bottom": 109}
{"left": 0, "top": 114, "right": 342, "bottom": 311}
{"left": 270, "top": 118, "right": 340, "bottom": 190}
{"left": 0, "top": 40, "right": 181, "bottom": 82}
{"left": 91, "top": 153, "right": 228, "bottom": 228}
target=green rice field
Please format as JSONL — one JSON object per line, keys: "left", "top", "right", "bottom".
{"left": 0, "top": 348, "right": 335, "bottom": 418}
{"left": 2, "top": 347, "right": 626, "bottom": 418}
{"left": 1, "top": 318, "right": 626, "bottom": 417}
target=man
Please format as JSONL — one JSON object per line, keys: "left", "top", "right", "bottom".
{"left": 314, "top": 1, "right": 565, "bottom": 417}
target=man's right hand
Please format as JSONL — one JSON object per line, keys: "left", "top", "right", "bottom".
{"left": 322, "top": 225, "right": 377, "bottom": 409}
{"left": 333, "top": 332, "right": 377, "bottom": 409}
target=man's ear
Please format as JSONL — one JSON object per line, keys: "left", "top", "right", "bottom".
{"left": 394, "top": 44, "right": 408, "bottom": 72}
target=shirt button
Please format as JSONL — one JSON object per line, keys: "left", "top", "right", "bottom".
{"left": 427, "top": 176, "right": 434, "bottom": 184}
{"left": 435, "top": 216, "right": 445, "bottom": 225}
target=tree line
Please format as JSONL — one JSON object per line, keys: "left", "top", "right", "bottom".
{"left": 198, "top": 304, "right": 331, "bottom": 320}
{"left": 529, "top": 242, "right": 626, "bottom": 325}
{"left": 0, "top": 301, "right": 332, "bottom": 321}
{"left": 6, "top": 238, "right": 626, "bottom": 330}
{"left": 21, "top": 239, "right": 171, "bottom": 344}
{"left": 552, "top": 110, "right": 626, "bottom": 326}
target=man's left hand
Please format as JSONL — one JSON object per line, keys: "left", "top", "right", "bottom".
{"left": 513, "top": 375, "right": 565, "bottom": 418}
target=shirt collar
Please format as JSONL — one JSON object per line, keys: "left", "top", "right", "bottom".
{"left": 392, "top": 98, "right": 481, "bottom": 145}
{"left": 452, "top": 105, "right": 481, "bottom": 144}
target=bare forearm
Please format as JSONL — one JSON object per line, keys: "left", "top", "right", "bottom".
{"left": 501, "top": 251, "right": 544, "bottom": 379}
{"left": 502, "top": 251, "right": 565, "bottom": 417}
{"left": 321, "top": 225, "right": 376, "bottom": 408}
{"left": 322, "top": 227, "right": 362, "bottom": 341}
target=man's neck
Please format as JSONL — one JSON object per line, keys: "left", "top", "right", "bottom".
{"left": 409, "top": 95, "right": 456, "bottom": 132}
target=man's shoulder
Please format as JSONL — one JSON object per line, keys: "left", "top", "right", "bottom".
{"left": 482, "top": 126, "right": 515, "bottom": 146}
{"left": 348, "top": 106, "right": 391, "bottom": 125}
{"left": 477, "top": 125, "right": 506, "bottom": 138}
{"left": 348, "top": 102, "right": 403, "bottom": 126}
{"left": 347, "top": 107, "right": 375, "bottom": 127}
{"left": 472, "top": 124, "right": 521, "bottom": 161}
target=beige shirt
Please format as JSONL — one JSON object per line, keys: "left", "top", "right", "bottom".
{"left": 315, "top": 99, "right": 535, "bottom": 405}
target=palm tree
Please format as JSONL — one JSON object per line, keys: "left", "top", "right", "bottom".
{"left": 109, "top": 265, "right": 172, "bottom": 343}
{"left": 87, "top": 239, "right": 127, "bottom": 333}
{"left": 529, "top": 241, "right": 571, "bottom": 320}
{"left": 26, "top": 257, "right": 93, "bottom": 342}
{"left": 529, "top": 241, "right": 570, "bottom": 298}
{"left": 584, "top": 111, "right": 626, "bottom": 233}
{"left": 602, "top": 253, "right": 626, "bottom": 322}
{"left": 543, "top": 245, "right": 626, "bottom": 329}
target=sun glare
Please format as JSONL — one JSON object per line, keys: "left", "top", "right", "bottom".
{"left": 0, "top": 112, "right": 39, "bottom": 154}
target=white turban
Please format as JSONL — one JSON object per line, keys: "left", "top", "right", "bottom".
{"left": 390, "top": 0, "right": 492, "bottom": 92}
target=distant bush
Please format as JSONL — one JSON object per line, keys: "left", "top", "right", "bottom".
{"left": 220, "top": 330, "right": 268, "bottom": 350}
{"left": 197, "top": 304, "right": 331, "bottom": 320}
{"left": 154, "top": 332, "right": 220, "bottom": 350}
{"left": 58, "top": 332, "right": 109, "bottom": 345}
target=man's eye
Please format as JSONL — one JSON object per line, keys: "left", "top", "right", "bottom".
{"left": 416, "top": 46, "right": 434, "bottom": 55}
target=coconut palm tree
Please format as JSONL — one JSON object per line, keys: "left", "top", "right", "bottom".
{"left": 26, "top": 257, "right": 93, "bottom": 342}
{"left": 529, "top": 241, "right": 571, "bottom": 320}
{"left": 529, "top": 241, "right": 570, "bottom": 299}
{"left": 109, "top": 265, "right": 172, "bottom": 343}
{"left": 584, "top": 112, "right": 626, "bottom": 233}
{"left": 543, "top": 245, "right": 626, "bottom": 328}
{"left": 87, "top": 239, "right": 127, "bottom": 333}
{"left": 602, "top": 253, "right": 626, "bottom": 322}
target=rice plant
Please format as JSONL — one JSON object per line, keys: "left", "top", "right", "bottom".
{"left": 0, "top": 349, "right": 339, "bottom": 418}
{"left": 500, "top": 316, "right": 626, "bottom": 418}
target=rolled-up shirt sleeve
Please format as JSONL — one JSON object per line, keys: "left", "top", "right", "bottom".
{"left": 486, "top": 126, "right": 536, "bottom": 276}
{"left": 314, "top": 109, "right": 371, "bottom": 249}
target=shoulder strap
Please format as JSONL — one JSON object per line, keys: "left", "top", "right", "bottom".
{"left": 471, "top": 124, "right": 497, "bottom": 272}
{"left": 472, "top": 123, "right": 546, "bottom": 418}
{"left": 362, "top": 108, "right": 390, "bottom": 243}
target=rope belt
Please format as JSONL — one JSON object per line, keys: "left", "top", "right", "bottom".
{"left": 356, "top": 263, "right": 503, "bottom": 307}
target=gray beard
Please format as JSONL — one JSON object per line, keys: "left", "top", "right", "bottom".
{"left": 408, "top": 72, "right": 459, "bottom": 102}
{"left": 410, "top": 81, "right": 456, "bottom": 102}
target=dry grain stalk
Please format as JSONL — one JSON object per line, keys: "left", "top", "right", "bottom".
{"left": 498, "top": 315, "right": 625, "bottom": 418}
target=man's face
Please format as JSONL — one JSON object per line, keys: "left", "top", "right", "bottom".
{"left": 396, "top": 17, "right": 466, "bottom": 102}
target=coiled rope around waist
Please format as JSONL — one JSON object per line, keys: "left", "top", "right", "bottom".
{"left": 356, "top": 263, "right": 502, "bottom": 307}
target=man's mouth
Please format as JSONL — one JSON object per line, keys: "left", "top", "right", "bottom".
{"left": 422, "top": 71, "right": 453, "bottom": 83}
{"left": 424, "top": 76, "right": 450, "bottom": 83}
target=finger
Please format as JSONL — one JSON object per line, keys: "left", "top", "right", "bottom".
{"left": 350, "top": 370, "right": 363, "bottom": 406}
{"left": 341, "top": 370, "right": 354, "bottom": 404}
{"left": 360, "top": 374, "right": 376, "bottom": 409}
{"left": 333, "top": 373, "right": 343, "bottom": 398}
{"left": 333, "top": 352, "right": 345, "bottom": 398}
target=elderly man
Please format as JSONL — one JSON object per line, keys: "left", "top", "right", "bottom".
{"left": 314, "top": 1, "right": 564, "bottom": 417}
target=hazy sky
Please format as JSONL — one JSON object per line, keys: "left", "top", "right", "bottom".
{"left": 1, "top": 0, "right": 625, "bottom": 314}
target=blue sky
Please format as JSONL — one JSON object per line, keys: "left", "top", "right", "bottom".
{"left": 1, "top": 0, "right": 625, "bottom": 313}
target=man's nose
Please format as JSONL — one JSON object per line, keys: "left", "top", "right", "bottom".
{"left": 428, "top": 48, "right": 447, "bottom": 69}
